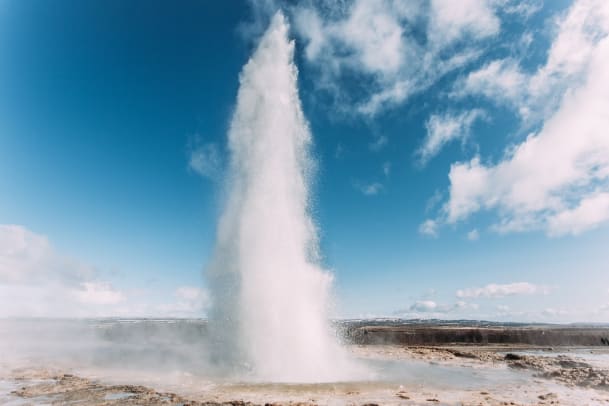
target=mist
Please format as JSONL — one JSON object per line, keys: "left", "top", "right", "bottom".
{"left": 206, "top": 11, "right": 362, "bottom": 383}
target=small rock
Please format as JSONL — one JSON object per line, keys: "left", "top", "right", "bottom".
{"left": 451, "top": 350, "right": 477, "bottom": 359}
{"left": 558, "top": 359, "right": 589, "bottom": 368}
{"left": 539, "top": 392, "right": 557, "bottom": 400}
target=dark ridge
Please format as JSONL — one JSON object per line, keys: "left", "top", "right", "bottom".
{"left": 335, "top": 320, "right": 609, "bottom": 346}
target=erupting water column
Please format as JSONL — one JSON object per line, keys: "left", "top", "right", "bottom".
{"left": 207, "top": 12, "right": 358, "bottom": 382}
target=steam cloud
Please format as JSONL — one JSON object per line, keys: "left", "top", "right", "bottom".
{"left": 206, "top": 12, "right": 362, "bottom": 382}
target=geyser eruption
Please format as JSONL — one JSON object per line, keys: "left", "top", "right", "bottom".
{"left": 207, "top": 12, "right": 358, "bottom": 382}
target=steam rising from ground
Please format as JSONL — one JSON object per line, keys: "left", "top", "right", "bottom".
{"left": 207, "top": 12, "right": 360, "bottom": 382}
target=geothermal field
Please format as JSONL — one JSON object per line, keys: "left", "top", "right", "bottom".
{"left": 2, "top": 2, "right": 609, "bottom": 406}
{"left": 2, "top": 319, "right": 609, "bottom": 405}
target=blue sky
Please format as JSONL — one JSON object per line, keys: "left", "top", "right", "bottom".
{"left": 1, "top": 0, "right": 608, "bottom": 321}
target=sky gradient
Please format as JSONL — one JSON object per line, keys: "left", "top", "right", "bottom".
{"left": 1, "top": 0, "right": 608, "bottom": 322}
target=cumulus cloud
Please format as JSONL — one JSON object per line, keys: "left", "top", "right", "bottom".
{"left": 453, "top": 58, "right": 527, "bottom": 110}
{"left": 409, "top": 300, "right": 438, "bottom": 312}
{"left": 0, "top": 224, "right": 94, "bottom": 285}
{"left": 456, "top": 282, "right": 549, "bottom": 298}
{"left": 398, "top": 299, "right": 479, "bottom": 317}
{"left": 291, "top": 0, "right": 503, "bottom": 116}
{"left": 546, "top": 192, "right": 609, "bottom": 236}
{"left": 0, "top": 224, "right": 207, "bottom": 318}
{"left": 0, "top": 224, "right": 125, "bottom": 317}
{"left": 442, "top": 0, "right": 609, "bottom": 236}
{"left": 417, "top": 109, "right": 485, "bottom": 165}
{"left": 454, "top": 0, "right": 609, "bottom": 125}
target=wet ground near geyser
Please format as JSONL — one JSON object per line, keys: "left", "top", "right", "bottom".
{"left": 2, "top": 319, "right": 609, "bottom": 405}
{"left": 3, "top": 345, "right": 609, "bottom": 405}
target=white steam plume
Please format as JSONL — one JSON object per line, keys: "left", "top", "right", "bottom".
{"left": 207, "top": 12, "right": 361, "bottom": 383}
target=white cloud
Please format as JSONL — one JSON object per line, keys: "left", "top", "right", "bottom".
{"left": 453, "top": 58, "right": 527, "bottom": 108}
{"left": 547, "top": 191, "right": 609, "bottom": 236}
{"left": 425, "top": 190, "right": 444, "bottom": 213}
{"left": 292, "top": 0, "right": 502, "bottom": 116}
{"left": 428, "top": 0, "right": 500, "bottom": 47}
{"left": 0, "top": 224, "right": 207, "bottom": 318}
{"left": 456, "top": 0, "right": 609, "bottom": 122}
{"left": 417, "top": 109, "right": 485, "bottom": 165}
{"left": 467, "top": 229, "right": 480, "bottom": 241}
{"left": 74, "top": 282, "right": 124, "bottom": 305}
{"left": 0, "top": 224, "right": 126, "bottom": 317}
{"left": 156, "top": 286, "right": 210, "bottom": 318}
{"left": 419, "top": 219, "right": 438, "bottom": 237}
{"left": 409, "top": 300, "right": 437, "bottom": 312}
{"left": 0, "top": 224, "right": 93, "bottom": 285}
{"left": 399, "top": 299, "right": 479, "bottom": 317}
{"left": 442, "top": 0, "right": 609, "bottom": 236}
{"left": 357, "top": 51, "right": 484, "bottom": 117}
{"left": 457, "top": 282, "right": 549, "bottom": 298}
{"left": 356, "top": 181, "right": 383, "bottom": 196}
{"left": 501, "top": 0, "right": 543, "bottom": 18}
{"left": 453, "top": 300, "right": 479, "bottom": 311}
{"left": 335, "top": 1, "right": 406, "bottom": 76}
{"left": 189, "top": 141, "right": 221, "bottom": 179}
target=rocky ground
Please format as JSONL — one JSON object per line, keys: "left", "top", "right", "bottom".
{"left": 3, "top": 345, "right": 609, "bottom": 405}
{"left": 394, "top": 346, "right": 609, "bottom": 390}
{"left": 4, "top": 368, "right": 269, "bottom": 406}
